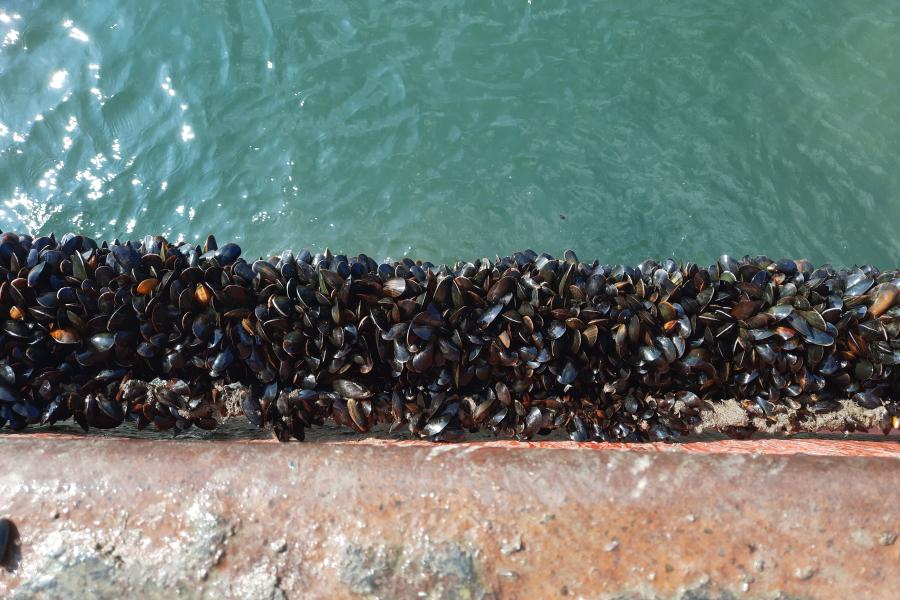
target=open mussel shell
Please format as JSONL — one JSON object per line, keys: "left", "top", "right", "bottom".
{"left": 50, "top": 328, "right": 81, "bottom": 345}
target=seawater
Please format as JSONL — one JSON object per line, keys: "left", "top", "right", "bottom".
{"left": 1, "top": 1, "right": 899, "bottom": 266}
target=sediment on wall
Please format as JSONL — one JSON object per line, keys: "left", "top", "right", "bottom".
{"left": 123, "top": 377, "right": 893, "bottom": 438}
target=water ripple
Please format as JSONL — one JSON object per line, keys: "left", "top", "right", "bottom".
{"left": 0, "top": 0, "right": 898, "bottom": 266}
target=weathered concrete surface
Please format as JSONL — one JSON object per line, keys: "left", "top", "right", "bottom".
{"left": 0, "top": 437, "right": 897, "bottom": 599}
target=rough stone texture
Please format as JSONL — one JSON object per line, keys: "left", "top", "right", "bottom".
{"left": 0, "top": 436, "right": 897, "bottom": 599}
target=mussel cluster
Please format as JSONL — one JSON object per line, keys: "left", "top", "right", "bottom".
{"left": 0, "top": 230, "right": 898, "bottom": 442}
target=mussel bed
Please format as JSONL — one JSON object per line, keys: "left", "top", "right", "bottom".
{"left": 0, "top": 232, "right": 898, "bottom": 442}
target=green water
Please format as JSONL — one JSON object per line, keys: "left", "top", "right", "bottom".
{"left": 1, "top": 1, "right": 899, "bottom": 266}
